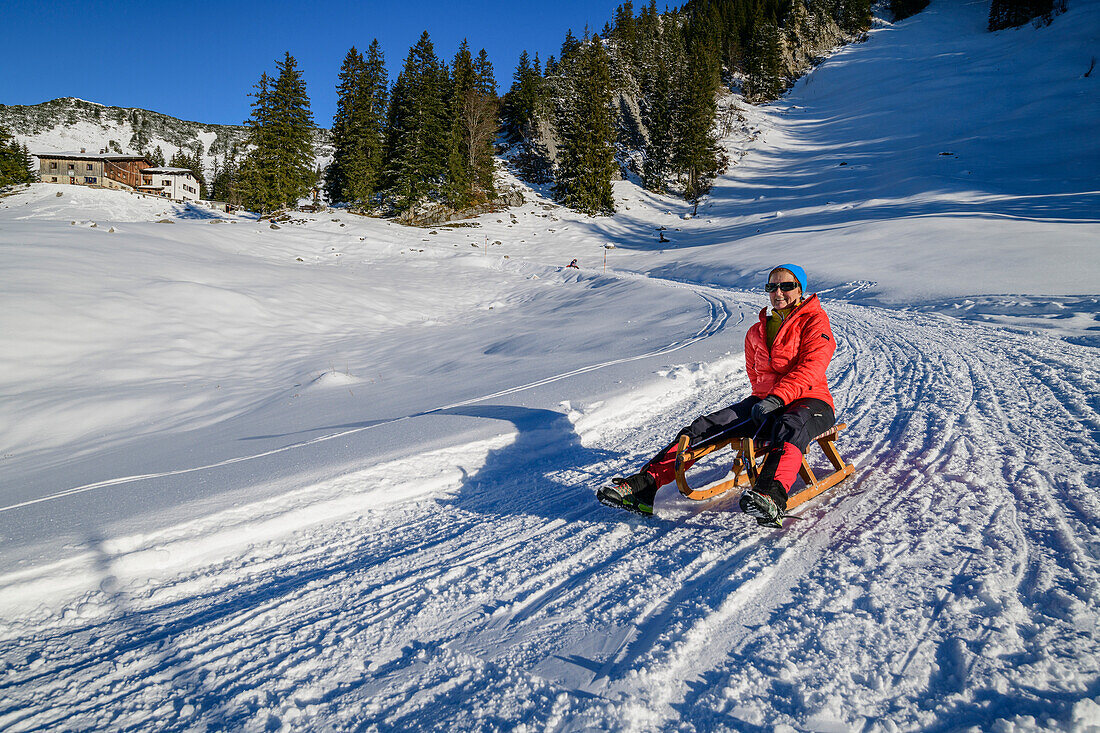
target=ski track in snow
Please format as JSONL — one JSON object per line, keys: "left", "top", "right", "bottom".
{"left": 2, "top": 279, "right": 1098, "bottom": 732}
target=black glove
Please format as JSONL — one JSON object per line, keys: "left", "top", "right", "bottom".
{"left": 751, "top": 395, "right": 784, "bottom": 426}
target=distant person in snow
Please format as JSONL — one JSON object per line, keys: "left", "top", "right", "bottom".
{"left": 567, "top": 259, "right": 579, "bottom": 268}
{"left": 597, "top": 264, "right": 837, "bottom": 524}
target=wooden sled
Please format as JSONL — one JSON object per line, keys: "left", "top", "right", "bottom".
{"left": 673, "top": 423, "right": 855, "bottom": 511}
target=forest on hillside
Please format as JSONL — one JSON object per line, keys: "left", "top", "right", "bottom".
{"left": 4, "top": 0, "right": 1061, "bottom": 211}
{"left": 220, "top": 0, "right": 878, "bottom": 218}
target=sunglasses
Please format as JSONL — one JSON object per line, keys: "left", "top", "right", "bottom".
{"left": 765, "top": 282, "right": 799, "bottom": 293}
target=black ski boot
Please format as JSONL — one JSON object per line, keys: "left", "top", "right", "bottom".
{"left": 597, "top": 472, "right": 659, "bottom": 516}
{"left": 739, "top": 480, "right": 789, "bottom": 527}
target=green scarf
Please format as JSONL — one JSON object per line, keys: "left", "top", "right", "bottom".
{"left": 766, "top": 301, "right": 801, "bottom": 348}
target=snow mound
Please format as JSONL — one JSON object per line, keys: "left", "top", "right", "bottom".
{"left": 304, "top": 370, "right": 364, "bottom": 390}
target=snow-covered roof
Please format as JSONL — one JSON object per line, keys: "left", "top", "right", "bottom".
{"left": 141, "top": 167, "right": 194, "bottom": 175}
{"left": 35, "top": 150, "right": 149, "bottom": 161}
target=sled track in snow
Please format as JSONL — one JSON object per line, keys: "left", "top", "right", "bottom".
{"left": 2, "top": 291, "right": 1099, "bottom": 731}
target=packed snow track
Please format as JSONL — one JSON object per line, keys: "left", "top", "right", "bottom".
{"left": 2, "top": 291, "right": 1098, "bottom": 732}
{"left": 3, "top": 0, "right": 1100, "bottom": 727}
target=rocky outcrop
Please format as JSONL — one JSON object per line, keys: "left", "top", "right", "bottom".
{"left": 781, "top": 4, "right": 853, "bottom": 82}
{"left": 394, "top": 187, "right": 526, "bottom": 227}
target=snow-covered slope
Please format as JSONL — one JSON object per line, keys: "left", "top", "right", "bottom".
{"left": 2, "top": 1, "right": 1099, "bottom": 730}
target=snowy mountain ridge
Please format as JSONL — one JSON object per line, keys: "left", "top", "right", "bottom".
{"left": 0, "top": 96, "right": 333, "bottom": 180}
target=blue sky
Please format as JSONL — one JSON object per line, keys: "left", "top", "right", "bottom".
{"left": 1, "top": 0, "right": 636, "bottom": 126}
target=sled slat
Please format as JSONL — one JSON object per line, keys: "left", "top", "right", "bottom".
{"left": 674, "top": 423, "right": 854, "bottom": 509}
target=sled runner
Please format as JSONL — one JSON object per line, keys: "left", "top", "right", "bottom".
{"left": 673, "top": 423, "right": 855, "bottom": 511}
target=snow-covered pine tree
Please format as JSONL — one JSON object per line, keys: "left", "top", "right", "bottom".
{"left": 382, "top": 31, "right": 449, "bottom": 214}
{"left": 553, "top": 34, "right": 616, "bottom": 215}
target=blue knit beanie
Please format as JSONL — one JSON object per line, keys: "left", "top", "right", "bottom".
{"left": 772, "top": 263, "right": 807, "bottom": 293}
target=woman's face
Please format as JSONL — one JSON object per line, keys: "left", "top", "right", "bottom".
{"left": 769, "top": 271, "right": 802, "bottom": 310}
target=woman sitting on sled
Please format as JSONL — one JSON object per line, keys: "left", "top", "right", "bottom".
{"left": 597, "top": 263, "right": 837, "bottom": 524}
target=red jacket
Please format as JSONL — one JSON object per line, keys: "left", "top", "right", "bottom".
{"left": 745, "top": 294, "right": 836, "bottom": 410}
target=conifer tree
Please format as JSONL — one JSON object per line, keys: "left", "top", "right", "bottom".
{"left": 382, "top": 31, "right": 449, "bottom": 213}
{"left": 640, "top": 20, "right": 684, "bottom": 191}
{"left": 326, "top": 47, "right": 364, "bottom": 204}
{"left": 502, "top": 51, "right": 540, "bottom": 143}
{"left": 445, "top": 41, "right": 477, "bottom": 206}
{"left": 237, "top": 72, "right": 275, "bottom": 210}
{"left": 445, "top": 45, "right": 496, "bottom": 207}
{"left": 988, "top": 0, "right": 1053, "bottom": 29}
{"left": 238, "top": 53, "right": 317, "bottom": 213}
{"left": 211, "top": 146, "right": 241, "bottom": 204}
{"left": 471, "top": 49, "right": 499, "bottom": 198}
{"left": 560, "top": 30, "right": 582, "bottom": 64}
{"left": 505, "top": 52, "right": 553, "bottom": 184}
{"left": 889, "top": 0, "right": 929, "bottom": 21}
{"left": 0, "top": 125, "right": 34, "bottom": 186}
{"left": 355, "top": 40, "right": 389, "bottom": 203}
{"left": 838, "top": 0, "right": 873, "bottom": 33}
{"left": 636, "top": 0, "right": 661, "bottom": 64}
{"left": 674, "top": 37, "right": 722, "bottom": 204}
{"left": 553, "top": 36, "right": 616, "bottom": 214}
{"left": 685, "top": 0, "right": 724, "bottom": 70}
{"left": 270, "top": 52, "right": 317, "bottom": 200}
{"left": 612, "top": 2, "right": 639, "bottom": 65}
{"left": 326, "top": 41, "right": 389, "bottom": 206}
{"left": 129, "top": 120, "right": 150, "bottom": 156}
{"left": 744, "top": 8, "right": 786, "bottom": 101}
{"left": 21, "top": 143, "right": 36, "bottom": 181}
